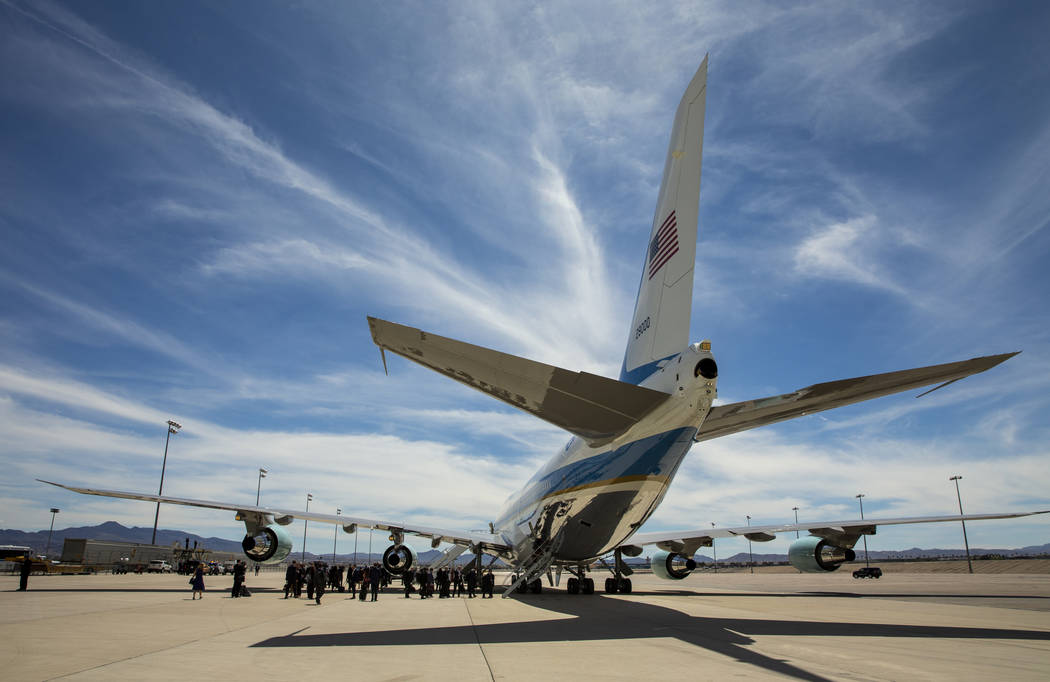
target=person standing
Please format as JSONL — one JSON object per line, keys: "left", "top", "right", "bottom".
{"left": 481, "top": 569, "right": 495, "bottom": 598}
{"left": 465, "top": 568, "right": 478, "bottom": 598}
{"left": 232, "top": 560, "right": 246, "bottom": 598}
{"left": 283, "top": 562, "right": 296, "bottom": 595}
{"left": 314, "top": 562, "right": 326, "bottom": 605}
{"left": 18, "top": 555, "right": 32, "bottom": 591}
{"left": 368, "top": 563, "right": 382, "bottom": 601}
{"left": 438, "top": 567, "right": 451, "bottom": 598}
{"left": 417, "top": 568, "right": 428, "bottom": 598}
{"left": 403, "top": 567, "right": 416, "bottom": 598}
{"left": 190, "top": 563, "right": 205, "bottom": 600}
{"left": 305, "top": 564, "right": 315, "bottom": 600}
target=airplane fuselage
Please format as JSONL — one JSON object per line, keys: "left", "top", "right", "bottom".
{"left": 492, "top": 342, "right": 718, "bottom": 565}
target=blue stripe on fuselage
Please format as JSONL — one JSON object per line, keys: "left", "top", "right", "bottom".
{"left": 495, "top": 427, "right": 697, "bottom": 528}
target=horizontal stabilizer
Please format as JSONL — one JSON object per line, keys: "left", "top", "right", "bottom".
{"left": 368, "top": 317, "right": 671, "bottom": 446}
{"left": 695, "top": 352, "right": 1019, "bottom": 442}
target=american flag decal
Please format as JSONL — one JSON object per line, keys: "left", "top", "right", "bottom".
{"left": 648, "top": 210, "right": 679, "bottom": 280}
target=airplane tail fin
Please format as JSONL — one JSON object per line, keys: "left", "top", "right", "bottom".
{"left": 620, "top": 56, "right": 708, "bottom": 384}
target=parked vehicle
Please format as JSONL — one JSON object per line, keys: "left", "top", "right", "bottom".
{"left": 852, "top": 566, "right": 882, "bottom": 579}
{"left": 147, "top": 560, "right": 173, "bottom": 573}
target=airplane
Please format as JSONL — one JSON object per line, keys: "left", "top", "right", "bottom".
{"left": 40, "top": 56, "right": 1046, "bottom": 596}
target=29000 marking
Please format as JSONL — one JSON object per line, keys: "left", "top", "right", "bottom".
{"left": 635, "top": 316, "right": 650, "bottom": 339}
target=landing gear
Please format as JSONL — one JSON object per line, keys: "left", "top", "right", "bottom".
{"left": 599, "top": 548, "right": 635, "bottom": 594}
{"left": 565, "top": 571, "right": 593, "bottom": 595}
{"left": 529, "top": 579, "right": 542, "bottom": 594}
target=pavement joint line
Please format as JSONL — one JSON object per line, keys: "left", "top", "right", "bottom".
{"left": 42, "top": 596, "right": 319, "bottom": 681}
{"left": 463, "top": 596, "right": 496, "bottom": 682}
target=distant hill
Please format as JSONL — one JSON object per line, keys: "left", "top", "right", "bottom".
{"left": 4, "top": 522, "right": 1046, "bottom": 563}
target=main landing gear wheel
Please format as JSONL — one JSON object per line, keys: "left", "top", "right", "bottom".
{"left": 605, "top": 577, "right": 617, "bottom": 593}
{"left": 619, "top": 578, "right": 632, "bottom": 594}
{"left": 566, "top": 577, "right": 580, "bottom": 594}
{"left": 529, "top": 579, "right": 542, "bottom": 594}
{"left": 581, "top": 577, "right": 594, "bottom": 594}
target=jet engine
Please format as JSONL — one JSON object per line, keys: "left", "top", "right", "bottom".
{"left": 241, "top": 524, "right": 293, "bottom": 564}
{"left": 382, "top": 544, "right": 417, "bottom": 575}
{"left": 650, "top": 550, "right": 697, "bottom": 580}
{"left": 788, "top": 536, "right": 856, "bottom": 573}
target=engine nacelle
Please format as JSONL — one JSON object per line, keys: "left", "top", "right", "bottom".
{"left": 382, "top": 544, "right": 417, "bottom": 575}
{"left": 241, "top": 524, "right": 293, "bottom": 564}
{"left": 650, "top": 550, "right": 697, "bottom": 580}
{"left": 788, "top": 536, "right": 856, "bottom": 573}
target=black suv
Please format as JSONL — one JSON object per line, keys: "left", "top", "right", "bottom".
{"left": 852, "top": 566, "right": 882, "bottom": 579}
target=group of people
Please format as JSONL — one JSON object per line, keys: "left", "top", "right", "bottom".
{"left": 187, "top": 558, "right": 501, "bottom": 601}
{"left": 283, "top": 561, "right": 387, "bottom": 604}
{"left": 400, "top": 566, "right": 496, "bottom": 599}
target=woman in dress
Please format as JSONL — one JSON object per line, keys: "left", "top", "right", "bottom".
{"left": 191, "top": 563, "right": 205, "bottom": 600}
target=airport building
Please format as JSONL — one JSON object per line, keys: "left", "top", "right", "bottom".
{"left": 59, "top": 538, "right": 237, "bottom": 570}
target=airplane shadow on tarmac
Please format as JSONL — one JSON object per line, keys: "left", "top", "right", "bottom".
{"left": 250, "top": 592, "right": 1050, "bottom": 682}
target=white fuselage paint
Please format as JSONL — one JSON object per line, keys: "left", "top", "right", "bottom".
{"left": 492, "top": 342, "right": 717, "bottom": 566}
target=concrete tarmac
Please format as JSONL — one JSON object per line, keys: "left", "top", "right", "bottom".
{"left": 3, "top": 570, "right": 1049, "bottom": 680}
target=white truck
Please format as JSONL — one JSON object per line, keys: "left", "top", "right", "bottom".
{"left": 147, "top": 560, "right": 173, "bottom": 573}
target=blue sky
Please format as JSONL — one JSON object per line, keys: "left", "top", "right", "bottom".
{"left": 2, "top": 0, "right": 1049, "bottom": 558}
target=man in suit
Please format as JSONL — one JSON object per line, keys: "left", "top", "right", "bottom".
{"left": 284, "top": 561, "right": 298, "bottom": 598}
{"left": 481, "top": 569, "right": 495, "bottom": 598}
{"left": 314, "top": 562, "right": 326, "bottom": 604}
{"left": 368, "top": 563, "right": 382, "bottom": 601}
{"left": 18, "top": 555, "right": 32, "bottom": 591}
{"left": 232, "top": 560, "right": 246, "bottom": 597}
{"left": 465, "top": 567, "right": 478, "bottom": 598}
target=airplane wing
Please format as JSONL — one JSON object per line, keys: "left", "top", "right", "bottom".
{"left": 694, "top": 352, "right": 1019, "bottom": 442}
{"left": 368, "top": 316, "right": 672, "bottom": 446}
{"left": 38, "top": 479, "right": 510, "bottom": 553}
{"left": 627, "top": 510, "right": 1049, "bottom": 555}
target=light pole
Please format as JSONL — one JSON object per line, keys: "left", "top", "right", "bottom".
{"left": 45, "top": 508, "right": 60, "bottom": 558}
{"left": 746, "top": 515, "right": 753, "bottom": 574}
{"left": 256, "top": 468, "right": 268, "bottom": 506}
{"left": 333, "top": 508, "right": 341, "bottom": 561}
{"left": 792, "top": 506, "right": 800, "bottom": 538}
{"left": 950, "top": 476, "right": 973, "bottom": 574}
{"left": 856, "top": 494, "right": 869, "bottom": 568}
{"left": 301, "top": 493, "right": 312, "bottom": 562}
{"left": 711, "top": 522, "right": 717, "bottom": 573}
{"left": 151, "top": 420, "right": 181, "bottom": 545}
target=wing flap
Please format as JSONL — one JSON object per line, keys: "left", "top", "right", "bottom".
{"left": 368, "top": 317, "right": 671, "bottom": 445}
{"left": 695, "top": 352, "right": 1019, "bottom": 442}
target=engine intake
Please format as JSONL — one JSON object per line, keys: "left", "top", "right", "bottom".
{"left": 241, "top": 524, "right": 293, "bottom": 564}
{"left": 382, "top": 544, "right": 417, "bottom": 575}
{"left": 788, "top": 536, "right": 856, "bottom": 573}
{"left": 650, "top": 550, "right": 697, "bottom": 580}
